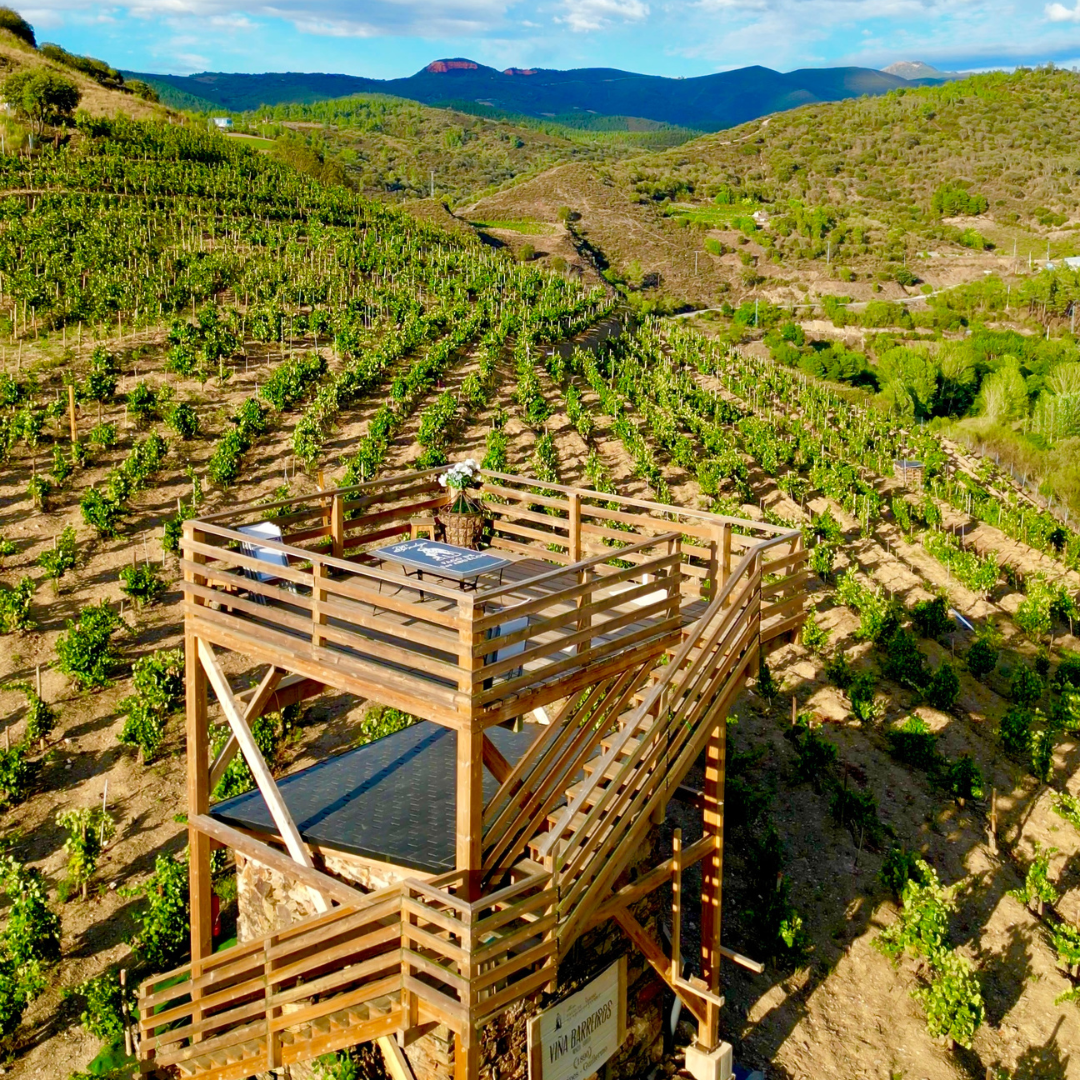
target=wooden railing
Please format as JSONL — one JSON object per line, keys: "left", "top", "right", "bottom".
{"left": 138, "top": 866, "right": 556, "bottom": 1076}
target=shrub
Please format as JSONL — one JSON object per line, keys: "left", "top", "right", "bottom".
{"left": 80, "top": 487, "right": 124, "bottom": 537}
{"left": 800, "top": 610, "right": 830, "bottom": 653}
{"left": 26, "top": 473, "right": 50, "bottom": 509}
{"left": 946, "top": 755, "right": 984, "bottom": 802}
{"left": 911, "top": 596, "right": 952, "bottom": 640}
{"left": 808, "top": 542, "right": 835, "bottom": 581}
{"left": 37, "top": 525, "right": 78, "bottom": 586}
{"left": 57, "top": 807, "right": 115, "bottom": 899}
{"left": 125, "top": 381, "right": 158, "bottom": 426}
{"left": 1031, "top": 728, "right": 1056, "bottom": 784}
{"left": 824, "top": 652, "right": 854, "bottom": 690}
{"left": 924, "top": 662, "right": 960, "bottom": 711}
{"left": 879, "top": 846, "right": 925, "bottom": 900}
{"left": 0, "top": 747, "right": 27, "bottom": 807}
{"left": 119, "top": 562, "right": 166, "bottom": 607}
{"left": 0, "top": 7, "right": 36, "bottom": 47}
{"left": 887, "top": 714, "right": 940, "bottom": 770}
{"left": 128, "top": 853, "right": 189, "bottom": 970}
{"left": 1009, "top": 843, "right": 1058, "bottom": 912}
{"left": 966, "top": 636, "right": 998, "bottom": 678}
{"left": 1010, "top": 665, "right": 1044, "bottom": 707}
{"left": 8, "top": 680, "right": 55, "bottom": 745}
{"left": 1000, "top": 706, "right": 1033, "bottom": 758}
{"left": 848, "top": 672, "right": 883, "bottom": 724}
{"left": 791, "top": 725, "right": 837, "bottom": 789}
{"left": 915, "top": 948, "right": 985, "bottom": 1049}
{"left": 876, "top": 858, "right": 953, "bottom": 961}
{"left": 1052, "top": 791, "right": 1080, "bottom": 831}
{"left": 164, "top": 402, "right": 199, "bottom": 440}
{"left": 56, "top": 601, "right": 124, "bottom": 689}
{"left": 0, "top": 856, "right": 60, "bottom": 968}
{"left": 68, "top": 969, "right": 134, "bottom": 1045}
{"left": 117, "top": 650, "right": 184, "bottom": 762}
{"left": 882, "top": 627, "right": 929, "bottom": 689}
{"left": 0, "top": 577, "right": 35, "bottom": 633}
{"left": 80, "top": 347, "right": 118, "bottom": 402}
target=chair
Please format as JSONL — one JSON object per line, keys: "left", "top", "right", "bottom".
{"left": 483, "top": 616, "right": 530, "bottom": 692}
{"left": 236, "top": 522, "right": 301, "bottom": 603}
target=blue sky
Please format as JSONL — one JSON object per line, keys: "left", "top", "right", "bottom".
{"left": 18, "top": 0, "right": 1080, "bottom": 77}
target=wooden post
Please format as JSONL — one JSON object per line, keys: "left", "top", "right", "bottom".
{"left": 671, "top": 828, "right": 683, "bottom": 983}
{"left": 67, "top": 384, "right": 77, "bottom": 443}
{"left": 185, "top": 630, "right": 212, "bottom": 1037}
{"left": 312, "top": 560, "right": 327, "bottom": 648}
{"left": 330, "top": 494, "right": 345, "bottom": 559}
{"left": 120, "top": 968, "right": 132, "bottom": 1057}
{"left": 720, "top": 524, "right": 732, "bottom": 602}
{"left": 698, "top": 716, "right": 726, "bottom": 1052}
{"left": 791, "top": 695, "right": 798, "bottom": 728}
{"left": 456, "top": 596, "right": 484, "bottom": 902}
{"left": 988, "top": 787, "right": 998, "bottom": 855}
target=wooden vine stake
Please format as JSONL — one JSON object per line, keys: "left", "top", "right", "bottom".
{"left": 67, "top": 384, "right": 77, "bottom": 444}
{"left": 988, "top": 787, "right": 998, "bottom": 855}
{"left": 121, "top": 968, "right": 132, "bottom": 1057}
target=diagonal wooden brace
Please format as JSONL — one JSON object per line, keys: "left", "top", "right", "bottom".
{"left": 613, "top": 908, "right": 708, "bottom": 1026}
{"left": 197, "top": 639, "right": 330, "bottom": 913}
{"left": 208, "top": 665, "right": 285, "bottom": 792}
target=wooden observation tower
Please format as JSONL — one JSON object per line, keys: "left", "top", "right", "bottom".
{"left": 136, "top": 469, "right": 807, "bottom": 1080}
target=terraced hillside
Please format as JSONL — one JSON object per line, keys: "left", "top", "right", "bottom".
{"left": 0, "top": 109, "right": 1078, "bottom": 1080}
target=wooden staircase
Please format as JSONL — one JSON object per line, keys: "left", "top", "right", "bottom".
{"left": 137, "top": 533, "right": 804, "bottom": 1080}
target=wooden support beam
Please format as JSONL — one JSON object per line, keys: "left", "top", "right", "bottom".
{"left": 185, "top": 630, "right": 212, "bottom": 1041}
{"left": 379, "top": 1036, "right": 417, "bottom": 1080}
{"left": 699, "top": 714, "right": 726, "bottom": 1052}
{"left": 208, "top": 666, "right": 285, "bottom": 792}
{"left": 613, "top": 908, "right": 706, "bottom": 1027}
{"left": 196, "top": 639, "right": 330, "bottom": 913}
{"left": 456, "top": 725, "right": 483, "bottom": 902}
{"left": 480, "top": 735, "right": 513, "bottom": 785}
{"left": 189, "top": 815, "right": 366, "bottom": 908}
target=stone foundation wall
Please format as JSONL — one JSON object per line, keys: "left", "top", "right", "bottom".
{"left": 236, "top": 831, "right": 668, "bottom": 1080}
{"left": 235, "top": 850, "right": 409, "bottom": 943}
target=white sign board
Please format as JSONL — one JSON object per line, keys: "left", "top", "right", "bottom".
{"left": 527, "top": 957, "right": 627, "bottom": 1080}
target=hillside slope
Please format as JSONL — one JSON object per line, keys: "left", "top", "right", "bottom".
{"left": 0, "top": 30, "right": 165, "bottom": 121}
{"left": 125, "top": 59, "right": 914, "bottom": 131}
{"left": 468, "top": 68, "right": 1080, "bottom": 305}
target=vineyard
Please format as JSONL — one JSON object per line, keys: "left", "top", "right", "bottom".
{"left": 0, "top": 110, "right": 1077, "bottom": 1080}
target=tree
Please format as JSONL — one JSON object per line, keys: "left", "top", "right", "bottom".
{"left": 2, "top": 69, "right": 80, "bottom": 136}
{"left": 0, "top": 7, "right": 34, "bottom": 47}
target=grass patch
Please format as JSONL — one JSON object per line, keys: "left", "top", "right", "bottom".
{"left": 469, "top": 219, "right": 553, "bottom": 235}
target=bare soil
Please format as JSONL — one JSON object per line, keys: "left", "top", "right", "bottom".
{"left": 1, "top": 317, "right": 1079, "bottom": 1080}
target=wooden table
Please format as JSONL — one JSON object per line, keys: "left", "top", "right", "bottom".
{"left": 373, "top": 538, "right": 511, "bottom": 595}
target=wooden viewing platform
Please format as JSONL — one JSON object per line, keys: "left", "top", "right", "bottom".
{"left": 137, "top": 469, "right": 808, "bottom": 1080}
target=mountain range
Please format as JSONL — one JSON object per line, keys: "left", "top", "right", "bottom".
{"left": 125, "top": 58, "right": 949, "bottom": 132}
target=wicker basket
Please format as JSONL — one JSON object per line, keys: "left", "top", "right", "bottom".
{"left": 439, "top": 510, "right": 485, "bottom": 549}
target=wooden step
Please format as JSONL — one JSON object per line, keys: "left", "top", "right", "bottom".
{"left": 175, "top": 1035, "right": 266, "bottom": 1078}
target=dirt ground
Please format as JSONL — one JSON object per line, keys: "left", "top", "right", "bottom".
{"left": 1, "top": 314, "right": 1079, "bottom": 1080}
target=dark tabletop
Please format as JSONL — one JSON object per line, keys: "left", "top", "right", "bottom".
{"left": 373, "top": 539, "right": 510, "bottom": 582}
{"left": 210, "top": 720, "right": 535, "bottom": 874}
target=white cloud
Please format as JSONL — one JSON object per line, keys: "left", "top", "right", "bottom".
{"left": 28, "top": 0, "right": 514, "bottom": 39}
{"left": 1046, "top": 0, "right": 1080, "bottom": 21}
{"left": 558, "top": 0, "right": 649, "bottom": 32}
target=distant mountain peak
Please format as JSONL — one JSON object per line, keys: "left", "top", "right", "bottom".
{"left": 425, "top": 58, "right": 482, "bottom": 74}
{"left": 882, "top": 60, "right": 960, "bottom": 80}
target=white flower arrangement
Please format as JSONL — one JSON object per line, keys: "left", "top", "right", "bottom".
{"left": 438, "top": 459, "right": 481, "bottom": 492}
{"left": 438, "top": 459, "right": 482, "bottom": 513}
